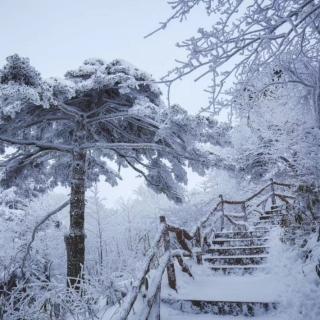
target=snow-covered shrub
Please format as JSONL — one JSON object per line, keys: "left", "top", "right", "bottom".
{"left": 268, "top": 226, "right": 320, "bottom": 319}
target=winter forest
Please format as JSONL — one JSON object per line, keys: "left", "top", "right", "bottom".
{"left": 0, "top": 0, "right": 320, "bottom": 319}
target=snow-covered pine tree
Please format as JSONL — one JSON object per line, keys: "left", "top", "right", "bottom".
{"left": 0, "top": 55, "right": 229, "bottom": 289}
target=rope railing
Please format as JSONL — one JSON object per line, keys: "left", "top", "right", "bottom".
{"left": 116, "top": 179, "right": 294, "bottom": 319}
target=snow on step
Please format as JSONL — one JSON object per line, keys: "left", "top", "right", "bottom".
{"left": 260, "top": 214, "right": 283, "bottom": 221}
{"left": 210, "top": 265, "right": 266, "bottom": 275}
{"left": 207, "top": 245, "right": 270, "bottom": 256}
{"left": 254, "top": 220, "right": 280, "bottom": 227}
{"left": 161, "top": 263, "right": 280, "bottom": 317}
{"left": 162, "top": 298, "right": 278, "bottom": 317}
{"left": 212, "top": 237, "right": 269, "bottom": 247}
{"left": 204, "top": 254, "right": 268, "bottom": 266}
{"left": 161, "top": 303, "right": 280, "bottom": 319}
{"left": 162, "top": 265, "right": 280, "bottom": 303}
{"left": 214, "top": 230, "right": 269, "bottom": 239}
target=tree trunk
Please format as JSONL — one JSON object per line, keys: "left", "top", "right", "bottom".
{"left": 65, "top": 150, "right": 87, "bottom": 290}
{"left": 316, "top": 62, "right": 320, "bottom": 128}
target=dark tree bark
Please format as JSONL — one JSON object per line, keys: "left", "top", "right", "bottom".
{"left": 65, "top": 149, "right": 87, "bottom": 290}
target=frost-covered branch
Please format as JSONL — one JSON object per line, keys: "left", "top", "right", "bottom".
{"left": 21, "top": 200, "right": 70, "bottom": 275}
{"left": 154, "top": 0, "right": 320, "bottom": 111}
{"left": 0, "top": 136, "right": 73, "bottom": 153}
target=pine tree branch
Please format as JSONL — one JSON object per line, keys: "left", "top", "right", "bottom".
{"left": 0, "top": 136, "right": 73, "bottom": 153}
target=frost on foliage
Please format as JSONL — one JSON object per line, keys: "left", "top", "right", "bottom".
{"left": 65, "top": 58, "right": 162, "bottom": 102}
{"left": 0, "top": 55, "right": 52, "bottom": 121}
{"left": 268, "top": 228, "right": 320, "bottom": 320}
{"left": 0, "top": 188, "right": 26, "bottom": 280}
{"left": 145, "top": 157, "right": 185, "bottom": 203}
{"left": 0, "top": 54, "right": 41, "bottom": 87}
{"left": 0, "top": 84, "right": 42, "bottom": 120}
{"left": 229, "top": 58, "right": 320, "bottom": 184}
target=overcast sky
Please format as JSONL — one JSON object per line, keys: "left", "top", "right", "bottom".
{"left": 0, "top": 0, "right": 210, "bottom": 206}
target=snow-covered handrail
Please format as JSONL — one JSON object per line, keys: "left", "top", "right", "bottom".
{"left": 114, "top": 226, "right": 164, "bottom": 320}
{"left": 115, "top": 216, "right": 194, "bottom": 320}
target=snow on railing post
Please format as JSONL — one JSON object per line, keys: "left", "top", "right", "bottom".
{"left": 270, "top": 178, "right": 276, "bottom": 207}
{"left": 194, "top": 226, "right": 203, "bottom": 264}
{"left": 219, "top": 194, "right": 225, "bottom": 232}
{"left": 147, "top": 283, "right": 161, "bottom": 320}
{"left": 159, "top": 216, "right": 177, "bottom": 291}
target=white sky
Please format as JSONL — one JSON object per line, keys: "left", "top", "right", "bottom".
{"left": 0, "top": 0, "right": 211, "bottom": 207}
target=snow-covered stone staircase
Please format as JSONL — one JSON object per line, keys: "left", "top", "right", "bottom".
{"left": 207, "top": 229, "right": 269, "bottom": 276}
{"left": 161, "top": 223, "right": 280, "bottom": 318}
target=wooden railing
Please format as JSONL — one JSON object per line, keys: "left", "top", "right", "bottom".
{"left": 113, "top": 217, "right": 194, "bottom": 320}
{"left": 115, "top": 179, "right": 294, "bottom": 319}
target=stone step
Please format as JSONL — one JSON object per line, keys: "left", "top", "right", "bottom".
{"left": 260, "top": 214, "right": 283, "bottom": 221}
{"left": 212, "top": 237, "right": 269, "bottom": 247}
{"left": 162, "top": 298, "right": 278, "bottom": 316}
{"left": 252, "top": 226, "right": 272, "bottom": 232}
{"left": 214, "top": 230, "right": 269, "bottom": 239}
{"left": 265, "top": 209, "right": 282, "bottom": 215}
{"left": 207, "top": 246, "right": 269, "bottom": 256}
{"left": 209, "top": 265, "right": 266, "bottom": 275}
{"left": 205, "top": 255, "right": 268, "bottom": 266}
{"left": 253, "top": 220, "right": 280, "bottom": 226}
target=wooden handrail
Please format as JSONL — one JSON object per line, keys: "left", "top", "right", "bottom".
{"left": 114, "top": 227, "right": 164, "bottom": 320}
{"left": 197, "top": 180, "right": 293, "bottom": 230}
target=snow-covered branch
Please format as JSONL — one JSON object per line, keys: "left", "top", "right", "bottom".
{"left": 21, "top": 200, "right": 70, "bottom": 275}
{"left": 0, "top": 136, "right": 73, "bottom": 153}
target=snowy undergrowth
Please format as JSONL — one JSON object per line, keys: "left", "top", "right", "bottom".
{"left": 267, "top": 226, "right": 320, "bottom": 319}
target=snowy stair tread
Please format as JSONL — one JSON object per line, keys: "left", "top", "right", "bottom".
{"left": 205, "top": 256, "right": 267, "bottom": 266}
{"left": 161, "top": 265, "right": 280, "bottom": 317}
{"left": 162, "top": 298, "right": 278, "bottom": 316}
{"left": 209, "top": 265, "right": 267, "bottom": 275}
{"left": 207, "top": 246, "right": 270, "bottom": 256}
{"left": 212, "top": 238, "right": 269, "bottom": 247}
{"left": 214, "top": 230, "right": 269, "bottom": 239}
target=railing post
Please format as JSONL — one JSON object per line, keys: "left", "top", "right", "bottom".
{"left": 194, "top": 226, "right": 203, "bottom": 264}
{"left": 159, "top": 216, "right": 176, "bottom": 291}
{"left": 219, "top": 194, "right": 225, "bottom": 232}
{"left": 270, "top": 178, "right": 276, "bottom": 206}
{"left": 242, "top": 203, "right": 248, "bottom": 222}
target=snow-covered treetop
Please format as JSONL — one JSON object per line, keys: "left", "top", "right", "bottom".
{"left": 0, "top": 54, "right": 41, "bottom": 87}
{"left": 66, "top": 58, "right": 161, "bottom": 99}
{"left": 0, "top": 55, "right": 230, "bottom": 201}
